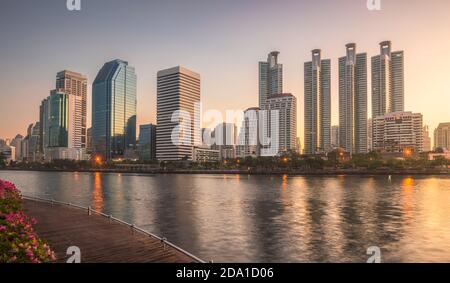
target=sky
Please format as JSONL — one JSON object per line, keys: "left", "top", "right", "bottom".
{"left": 1, "top": 0, "right": 450, "bottom": 147}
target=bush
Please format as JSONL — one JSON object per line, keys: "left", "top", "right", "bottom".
{"left": 0, "top": 179, "right": 56, "bottom": 263}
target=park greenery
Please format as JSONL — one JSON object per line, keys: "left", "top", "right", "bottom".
{"left": 1, "top": 150, "right": 448, "bottom": 173}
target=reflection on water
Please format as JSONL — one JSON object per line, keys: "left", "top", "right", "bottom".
{"left": 93, "top": 172, "right": 104, "bottom": 211}
{"left": 0, "top": 171, "right": 449, "bottom": 263}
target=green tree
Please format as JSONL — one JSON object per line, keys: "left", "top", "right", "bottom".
{"left": 0, "top": 153, "right": 5, "bottom": 168}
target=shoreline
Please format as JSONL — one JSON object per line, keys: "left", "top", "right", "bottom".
{"left": 1, "top": 167, "right": 449, "bottom": 176}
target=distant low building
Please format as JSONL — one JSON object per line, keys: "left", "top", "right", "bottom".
{"left": 428, "top": 150, "right": 450, "bottom": 161}
{"left": 0, "top": 145, "right": 16, "bottom": 162}
{"left": 422, "top": 125, "right": 431, "bottom": 152}
{"left": 45, "top": 147, "right": 86, "bottom": 162}
{"left": 10, "top": 134, "right": 23, "bottom": 161}
{"left": 372, "top": 111, "right": 423, "bottom": 153}
{"left": 434, "top": 122, "right": 450, "bottom": 150}
{"left": 193, "top": 147, "right": 220, "bottom": 163}
{"left": 331, "top": 125, "right": 339, "bottom": 149}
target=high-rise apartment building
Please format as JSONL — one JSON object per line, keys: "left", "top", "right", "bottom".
{"left": 434, "top": 122, "right": 450, "bottom": 150}
{"left": 304, "top": 49, "right": 331, "bottom": 154}
{"left": 92, "top": 59, "right": 137, "bottom": 160}
{"left": 372, "top": 41, "right": 404, "bottom": 118}
{"left": 372, "top": 112, "right": 423, "bottom": 153}
{"left": 156, "top": 66, "right": 201, "bottom": 161}
{"left": 40, "top": 89, "right": 86, "bottom": 161}
{"left": 56, "top": 71, "right": 88, "bottom": 149}
{"left": 259, "top": 51, "right": 283, "bottom": 109}
{"left": 263, "top": 93, "right": 297, "bottom": 155}
{"left": 339, "top": 43, "right": 368, "bottom": 154}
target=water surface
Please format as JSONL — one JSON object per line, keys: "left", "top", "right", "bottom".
{"left": 1, "top": 171, "right": 449, "bottom": 262}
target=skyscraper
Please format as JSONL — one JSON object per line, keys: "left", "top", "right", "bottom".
{"left": 156, "top": 66, "right": 201, "bottom": 161}
{"left": 371, "top": 41, "right": 405, "bottom": 118}
{"left": 138, "top": 124, "right": 157, "bottom": 161}
{"left": 259, "top": 51, "right": 283, "bottom": 109}
{"left": 56, "top": 71, "right": 88, "bottom": 149}
{"left": 263, "top": 93, "right": 297, "bottom": 155}
{"left": 304, "top": 49, "right": 331, "bottom": 154}
{"left": 92, "top": 59, "right": 137, "bottom": 161}
{"left": 44, "top": 90, "right": 71, "bottom": 148}
{"left": 40, "top": 89, "right": 87, "bottom": 161}
{"left": 339, "top": 43, "right": 368, "bottom": 154}
{"left": 434, "top": 123, "right": 450, "bottom": 150}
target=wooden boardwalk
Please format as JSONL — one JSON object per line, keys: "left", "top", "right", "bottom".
{"left": 23, "top": 199, "right": 199, "bottom": 263}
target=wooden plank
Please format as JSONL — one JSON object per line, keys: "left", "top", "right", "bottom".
{"left": 23, "top": 199, "right": 198, "bottom": 263}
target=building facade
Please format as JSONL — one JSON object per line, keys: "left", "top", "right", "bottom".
{"left": 259, "top": 51, "right": 283, "bottom": 109}
{"left": 331, "top": 125, "right": 339, "bottom": 149}
{"left": 237, "top": 107, "right": 261, "bottom": 158}
{"left": 10, "top": 134, "right": 23, "bottom": 161}
{"left": 422, "top": 125, "right": 431, "bottom": 152}
{"left": 338, "top": 43, "right": 368, "bottom": 154}
{"left": 92, "top": 59, "right": 137, "bottom": 161}
{"left": 192, "top": 147, "right": 220, "bottom": 163}
{"left": 304, "top": 49, "right": 331, "bottom": 154}
{"left": 372, "top": 112, "right": 423, "bottom": 153}
{"left": 263, "top": 93, "right": 297, "bottom": 155}
{"left": 156, "top": 66, "right": 201, "bottom": 161}
{"left": 434, "top": 122, "right": 450, "bottom": 150}
{"left": 371, "top": 41, "right": 404, "bottom": 118}
{"left": 56, "top": 70, "right": 88, "bottom": 149}
{"left": 213, "top": 123, "right": 237, "bottom": 160}
{"left": 138, "top": 124, "right": 157, "bottom": 161}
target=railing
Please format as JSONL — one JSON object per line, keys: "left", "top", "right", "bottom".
{"left": 22, "top": 194, "right": 206, "bottom": 263}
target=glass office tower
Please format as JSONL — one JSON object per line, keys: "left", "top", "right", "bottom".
{"left": 92, "top": 59, "right": 137, "bottom": 160}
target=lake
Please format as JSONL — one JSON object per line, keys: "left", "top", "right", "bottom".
{"left": 1, "top": 170, "right": 449, "bottom": 262}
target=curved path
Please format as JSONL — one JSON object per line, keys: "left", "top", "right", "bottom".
{"left": 23, "top": 199, "right": 200, "bottom": 263}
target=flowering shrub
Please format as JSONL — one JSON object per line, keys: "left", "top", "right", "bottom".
{"left": 0, "top": 179, "right": 56, "bottom": 263}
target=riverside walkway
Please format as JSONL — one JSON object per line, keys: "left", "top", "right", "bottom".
{"left": 23, "top": 199, "right": 202, "bottom": 263}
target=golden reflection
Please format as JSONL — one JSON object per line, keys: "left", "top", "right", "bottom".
{"left": 400, "top": 177, "right": 415, "bottom": 216}
{"left": 93, "top": 172, "right": 104, "bottom": 212}
{"left": 280, "top": 174, "right": 290, "bottom": 208}
{"left": 235, "top": 174, "right": 240, "bottom": 183}
{"left": 402, "top": 177, "right": 415, "bottom": 190}
{"left": 73, "top": 171, "right": 80, "bottom": 181}
{"left": 282, "top": 174, "right": 288, "bottom": 191}
{"left": 117, "top": 173, "right": 123, "bottom": 185}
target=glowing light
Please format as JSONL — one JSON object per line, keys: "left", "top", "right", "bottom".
{"left": 95, "top": 155, "right": 103, "bottom": 165}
